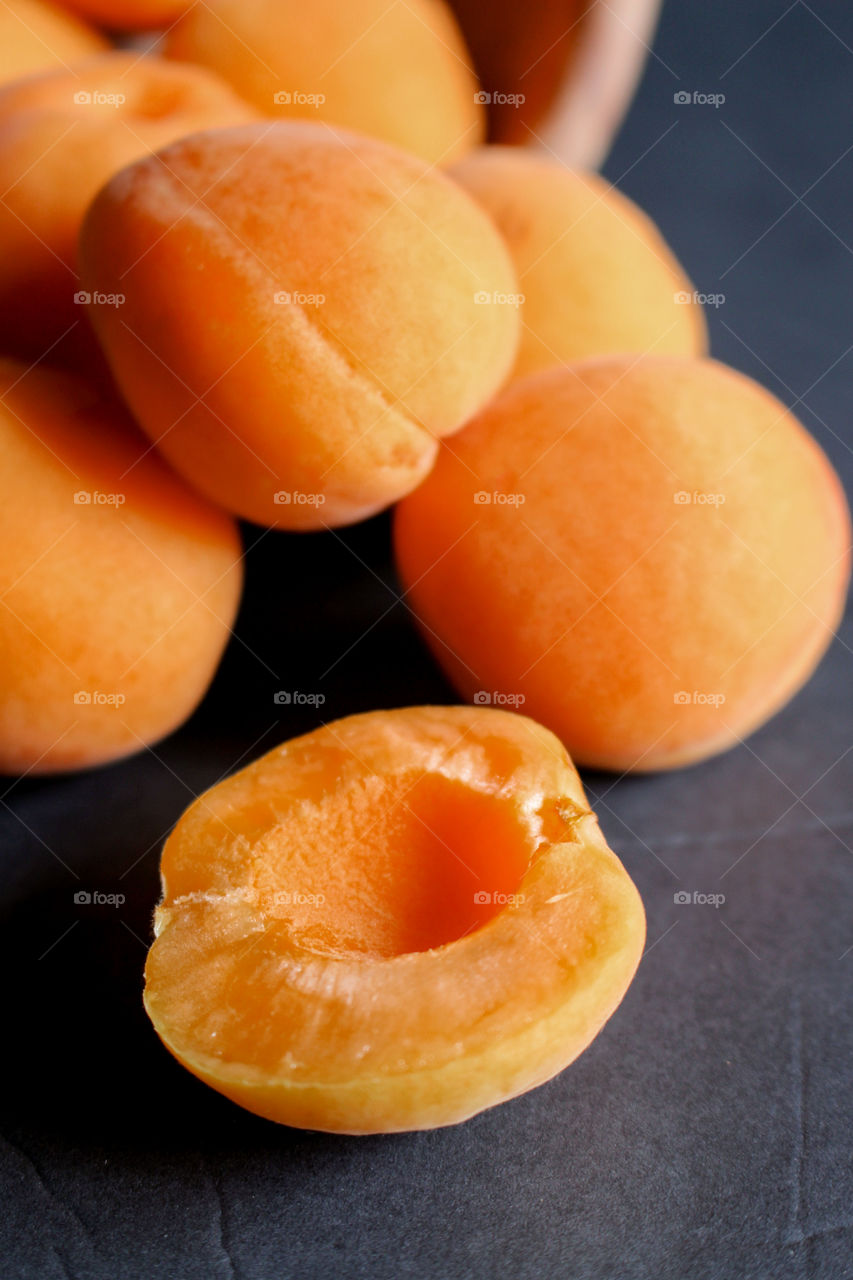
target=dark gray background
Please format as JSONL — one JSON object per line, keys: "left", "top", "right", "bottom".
{"left": 2, "top": 2, "right": 852, "bottom": 1277}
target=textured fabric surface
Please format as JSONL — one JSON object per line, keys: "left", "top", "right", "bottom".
{"left": 2, "top": 2, "right": 852, "bottom": 1277}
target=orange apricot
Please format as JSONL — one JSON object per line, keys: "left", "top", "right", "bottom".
{"left": 164, "top": 0, "right": 484, "bottom": 164}
{"left": 0, "top": 52, "right": 259, "bottom": 367}
{"left": 0, "top": 0, "right": 106, "bottom": 88}
{"left": 0, "top": 359, "right": 243, "bottom": 775}
{"left": 79, "top": 122, "right": 520, "bottom": 530}
{"left": 449, "top": 147, "right": 707, "bottom": 379}
{"left": 394, "top": 358, "right": 852, "bottom": 772}
{"left": 54, "top": 0, "right": 190, "bottom": 29}
{"left": 143, "top": 704, "right": 646, "bottom": 1133}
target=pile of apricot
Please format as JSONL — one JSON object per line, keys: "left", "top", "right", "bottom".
{"left": 0, "top": 0, "right": 848, "bottom": 1133}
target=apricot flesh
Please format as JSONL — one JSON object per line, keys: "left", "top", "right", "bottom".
{"left": 80, "top": 122, "right": 520, "bottom": 530}
{"left": 394, "top": 358, "right": 852, "bottom": 772}
{"left": 0, "top": 0, "right": 106, "bottom": 88}
{"left": 0, "top": 53, "right": 259, "bottom": 368}
{"left": 143, "top": 705, "right": 646, "bottom": 1133}
{"left": 0, "top": 359, "right": 243, "bottom": 774}
{"left": 164, "top": 0, "right": 484, "bottom": 165}
{"left": 449, "top": 147, "right": 707, "bottom": 379}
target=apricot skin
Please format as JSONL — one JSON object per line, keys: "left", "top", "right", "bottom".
{"left": 0, "top": 53, "right": 259, "bottom": 368}
{"left": 394, "top": 358, "right": 852, "bottom": 772}
{"left": 54, "top": 0, "right": 190, "bottom": 29}
{"left": 143, "top": 706, "right": 646, "bottom": 1133}
{"left": 0, "top": 0, "right": 106, "bottom": 88}
{"left": 0, "top": 360, "right": 243, "bottom": 775}
{"left": 80, "top": 122, "right": 520, "bottom": 530}
{"left": 449, "top": 147, "right": 707, "bottom": 379}
{"left": 164, "top": 0, "right": 484, "bottom": 165}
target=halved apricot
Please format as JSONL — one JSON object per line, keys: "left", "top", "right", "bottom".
{"left": 143, "top": 705, "right": 646, "bottom": 1133}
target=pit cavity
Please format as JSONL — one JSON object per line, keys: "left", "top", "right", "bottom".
{"left": 251, "top": 772, "right": 539, "bottom": 959}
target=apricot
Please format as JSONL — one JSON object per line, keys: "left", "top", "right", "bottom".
{"left": 394, "top": 358, "right": 852, "bottom": 772}
{"left": 163, "top": 0, "right": 484, "bottom": 165}
{"left": 0, "top": 359, "right": 243, "bottom": 775}
{"left": 0, "top": 0, "right": 106, "bottom": 89}
{"left": 448, "top": 148, "right": 707, "bottom": 379}
{"left": 143, "top": 705, "right": 646, "bottom": 1133}
{"left": 0, "top": 53, "right": 259, "bottom": 368}
{"left": 80, "top": 122, "right": 520, "bottom": 530}
{"left": 54, "top": 0, "right": 190, "bottom": 30}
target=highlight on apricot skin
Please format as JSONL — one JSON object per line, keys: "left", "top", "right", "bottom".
{"left": 394, "top": 358, "right": 852, "bottom": 773}
{"left": 143, "top": 705, "right": 646, "bottom": 1134}
{"left": 0, "top": 359, "right": 243, "bottom": 775}
{"left": 448, "top": 147, "right": 707, "bottom": 379}
{"left": 0, "top": 0, "right": 107, "bottom": 89}
{"left": 80, "top": 122, "right": 521, "bottom": 531}
{"left": 164, "top": 0, "right": 484, "bottom": 166}
{"left": 0, "top": 53, "right": 259, "bottom": 368}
